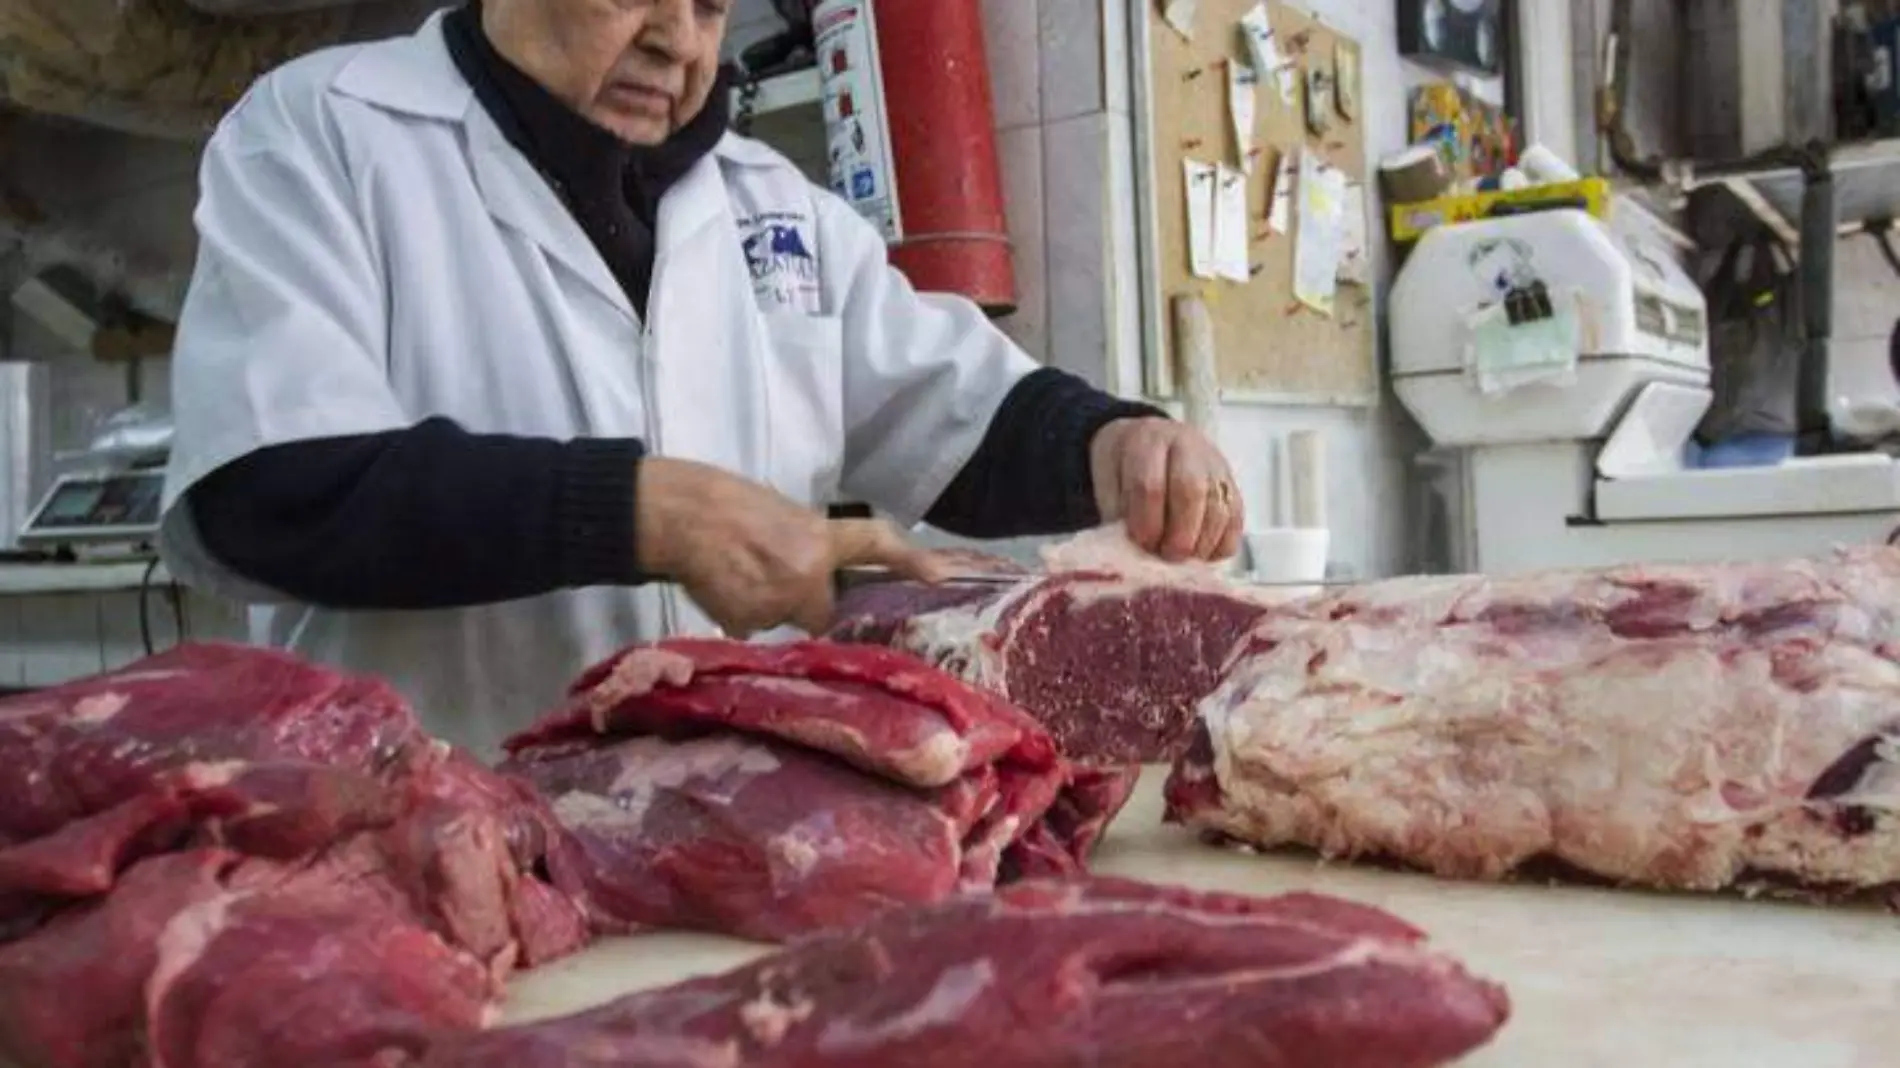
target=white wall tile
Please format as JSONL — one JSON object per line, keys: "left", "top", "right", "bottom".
{"left": 16, "top": 595, "right": 105, "bottom": 687}
{"left": 1038, "top": 0, "right": 1105, "bottom": 123}
{"left": 981, "top": 0, "right": 1042, "bottom": 130}
{"left": 97, "top": 590, "right": 167, "bottom": 671}
{"left": 1041, "top": 112, "right": 1109, "bottom": 387}
{"left": 994, "top": 125, "right": 1050, "bottom": 362}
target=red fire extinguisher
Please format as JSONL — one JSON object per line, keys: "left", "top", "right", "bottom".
{"left": 808, "top": 0, "right": 1018, "bottom": 315}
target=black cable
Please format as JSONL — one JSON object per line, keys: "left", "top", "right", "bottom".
{"left": 1867, "top": 219, "right": 1900, "bottom": 279}
{"left": 137, "top": 556, "right": 160, "bottom": 656}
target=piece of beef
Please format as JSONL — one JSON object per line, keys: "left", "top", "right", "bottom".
{"left": 0, "top": 852, "right": 229, "bottom": 1068}
{"left": 505, "top": 640, "right": 1129, "bottom": 941}
{"left": 510, "top": 734, "right": 978, "bottom": 941}
{"left": 1166, "top": 546, "right": 1900, "bottom": 902}
{"left": 372, "top": 748, "right": 592, "bottom": 972}
{"left": 144, "top": 843, "right": 498, "bottom": 1068}
{"left": 419, "top": 876, "right": 1511, "bottom": 1068}
{"left": 829, "top": 561, "right": 1289, "bottom": 765}
{"left": 0, "top": 644, "right": 591, "bottom": 970}
{"left": 0, "top": 842, "right": 496, "bottom": 1068}
{"left": 0, "top": 643, "right": 428, "bottom": 922}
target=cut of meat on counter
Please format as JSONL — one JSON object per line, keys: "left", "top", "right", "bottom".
{"left": 830, "top": 524, "right": 1295, "bottom": 765}
{"left": 1167, "top": 547, "right": 1900, "bottom": 904}
{"left": 0, "top": 644, "right": 591, "bottom": 1068}
{"left": 503, "top": 639, "right": 1138, "bottom": 943}
{"left": 421, "top": 876, "right": 1512, "bottom": 1068}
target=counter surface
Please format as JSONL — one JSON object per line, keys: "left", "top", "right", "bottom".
{"left": 0, "top": 562, "right": 165, "bottom": 596}
{"left": 503, "top": 768, "right": 1899, "bottom": 1066}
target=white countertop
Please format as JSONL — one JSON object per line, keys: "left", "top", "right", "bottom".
{"left": 504, "top": 768, "right": 1900, "bottom": 1066}
{"left": 0, "top": 561, "right": 168, "bottom": 596}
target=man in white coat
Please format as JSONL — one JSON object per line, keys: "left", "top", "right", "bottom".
{"left": 159, "top": 0, "right": 1243, "bottom": 756}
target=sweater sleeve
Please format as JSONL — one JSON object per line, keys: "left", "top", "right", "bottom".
{"left": 186, "top": 416, "right": 647, "bottom": 610}
{"left": 924, "top": 368, "right": 1167, "bottom": 538}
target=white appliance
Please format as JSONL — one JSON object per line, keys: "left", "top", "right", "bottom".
{"left": 1390, "top": 206, "right": 1900, "bottom": 575}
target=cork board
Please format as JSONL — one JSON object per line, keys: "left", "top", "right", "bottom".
{"left": 1141, "top": 0, "right": 1376, "bottom": 404}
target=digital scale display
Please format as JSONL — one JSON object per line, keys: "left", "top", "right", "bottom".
{"left": 20, "top": 471, "right": 166, "bottom": 547}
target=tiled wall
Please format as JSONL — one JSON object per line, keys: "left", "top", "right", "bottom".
{"left": 978, "top": 0, "right": 1139, "bottom": 389}
{"left": 0, "top": 591, "right": 245, "bottom": 687}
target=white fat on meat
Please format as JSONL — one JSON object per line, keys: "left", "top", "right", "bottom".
{"left": 766, "top": 811, "right": 847, "bottom": 879}
{"left": 739, "top": 676, "right": 971, "bottom": 787}
{"left": 146, "top": 892, "right": 240, "bottom": 1027}
{"left": 1040, "top": 522, "right": 1234, "bottom": 579}
{"left": 553, "top": 737, "right": 783, "bottom": 831}
{"left": 738, "top": 986, "right": 816, "bottom": 1046}
{"left": 814, "top": 959, "right": 996, "bottom": 1054}
{"left": 1189, "top": 550, "right": 1900, "bottom": 893}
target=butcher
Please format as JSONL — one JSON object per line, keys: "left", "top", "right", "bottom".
{"left": 156, "top": 0, "right": 1243, "bottom": 756}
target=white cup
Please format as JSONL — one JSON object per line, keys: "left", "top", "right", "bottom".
{"left": 1244, "top": 528, "right": 1331, "bottom": 594}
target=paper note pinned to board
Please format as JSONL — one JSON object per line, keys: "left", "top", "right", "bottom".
{"left": 1184, "top": 159, "right": 1218, "bottom": 280}
{"left": 1163, "top": 0, "right": 1200, "bottom": 39}
{"left": 1240, "top": 4, "right": 1296, "bottom": 105}
{"left": 1336, "top": 181, "right": 1370, "bottom": 285}
{"left": 1227, "top": 59, "right": 1259, "bottom": 173}
{"left": 1214, "top": 164, "right": 1250, "bottom": 283}
{"left": 1266, "top": 149, "right": 1297, "bottom": 234}
{"left": 1292, "top": 154, "right": 1347, "bottom": 316}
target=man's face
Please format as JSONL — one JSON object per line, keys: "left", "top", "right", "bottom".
{"left": 483, "top": 0, "right": 730, "bottom": 144}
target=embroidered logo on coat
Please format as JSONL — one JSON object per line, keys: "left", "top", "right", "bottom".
{"left": 737, "top": 212, "right": 821, "bottom": 313}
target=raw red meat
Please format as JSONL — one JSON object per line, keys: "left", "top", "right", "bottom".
{"left": 829, "top": 570, "right": 1287, "bottom": 765}
{"left": 0, "top": 844, "right": 494, "bottom": 1068}
{"left": 418, "top": 876, "right": 1512, "bottom": 1068}
{"left": 143, "top": 843, "right": 498, "bottom": 1068}
{"left": 1166, "top": 547, "right": 1900, "bottom": 902}
{"left": 0, "top": 643, "right": 427, "bottom": 921}
{"left": 504, "top": 639, "right": 1134, "bottom": 941}
{"left": 0, "top": 643, "right": 588, "bottom": 966}
{"left": 0, "top": 644, "right": 593, "bottom": 1068}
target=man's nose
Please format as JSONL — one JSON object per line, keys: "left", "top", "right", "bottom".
{"left": 639, "top": 0, "right": 702, "bottom": 60}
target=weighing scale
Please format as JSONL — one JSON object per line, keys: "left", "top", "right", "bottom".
{"left": 18, "top": 469, "right": 166, "bottom": 553}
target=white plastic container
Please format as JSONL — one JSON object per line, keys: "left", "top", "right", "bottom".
{"left": 1245, "top": 527, "right": 1330, "bottom": 592}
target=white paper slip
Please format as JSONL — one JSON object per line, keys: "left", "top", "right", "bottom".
{"left": 1163, "top": 0, "right": 1200, "bottom": 39}
{"left": 1214, "top": 165, "right": 1251, "bottom": 283}
{"left": 1183, "top": 159, "right": 1218, "bottom": 280}
{"left": 1292, "top": 154, "right": 1347, "bottom": 316}
{"left": 1266, "top": 149, "right": 1297, "bottom": 235}
{"left": 1239, "top": 4, "right": 1296, "bottom": 105}
{"left": 1336, "top": 181, "right": 1369, "bottom": 285}
{"left": 1227, "top": 59, "right": 1259, "bottom": 173}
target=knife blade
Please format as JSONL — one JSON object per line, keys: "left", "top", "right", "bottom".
{"left": 834, "top": 566, "right": 1359, "bottom": 592}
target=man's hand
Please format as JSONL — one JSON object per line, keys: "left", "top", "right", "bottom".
{"left": 635, "top": 458, "right": 945, "bottom": 637}
{"left": 1089, "top": 417, "right": 1244, "bottom": 562}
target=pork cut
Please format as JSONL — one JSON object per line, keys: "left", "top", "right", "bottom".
{"left": 1167, "top": 547, "right": 1900, "bottom": 902}
{"left": 503, "top": 639, "right": 1136, "bottom": 942}
{"left": 830, "top": 527, "right": 1290, "bottom": 765}
{"left": 419, "top": 875, "right": 1511, "bottom": 1068}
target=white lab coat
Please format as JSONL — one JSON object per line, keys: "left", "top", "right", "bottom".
{"left": 158, "top": 12, "right": 1034, "bottom": 757}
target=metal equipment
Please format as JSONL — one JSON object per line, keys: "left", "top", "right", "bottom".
{"left": 1389, "top": 203, "right": 1900, "bottom": 575}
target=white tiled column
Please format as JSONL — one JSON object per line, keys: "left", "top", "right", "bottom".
{"left": 983, "top": 0, "right": 1052, "bottom": 363}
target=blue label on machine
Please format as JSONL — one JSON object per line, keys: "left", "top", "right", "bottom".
{"left": 851, "top": 167, "right": 877, "bottom": 199}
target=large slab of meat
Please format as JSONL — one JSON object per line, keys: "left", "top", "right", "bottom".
{"left": 421, "top": 875, "right": 1511, "bottom": 1068}
{"left": 0, "top": 643, "right": 590, "bottom": 1068}
{"left": 830, "top": 526, "right": 1291, "bottom": 764}
{"left": 502, "top": 638, "right": 1137, "bottom": 942}
{"left": 1167, "top": 547, "right": 1900, "bottom": 902}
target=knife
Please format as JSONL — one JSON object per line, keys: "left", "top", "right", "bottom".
{"left": 834, "top": 566, "right": 1359, "bottom": 592}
